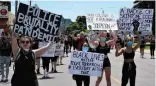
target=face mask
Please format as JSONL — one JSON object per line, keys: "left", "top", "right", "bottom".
{"left": 82, "top": 46, "right": 89, "bottom": 52}
{"left": 100, "top": 37, "right": 106, "bottom": 42}
{"left": 127, "top": 41, "right": 133, "bottom": 47}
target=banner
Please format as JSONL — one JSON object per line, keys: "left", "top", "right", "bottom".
{"left": 86, "top": 13, "right": 118, "bottom": 30}
{"left": 55, "top": 43, "right": 64, "bottom": 56}
{"left": 119, "top": 8, "right": 153, "bottom": 35}
{"left": 13, "top": 3, "right": 62, "bottom": 42}
{"left": 69, "top": 51, "right": 105, "bottom": 77}
{"left": 39, "top": 42, "right": 56, "bottom": 57}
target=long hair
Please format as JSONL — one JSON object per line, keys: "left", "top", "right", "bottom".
{"left": 18, "top": 36, "right": 33, "bottom": 50}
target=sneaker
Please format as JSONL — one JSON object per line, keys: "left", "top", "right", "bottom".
{"left": 0, "top": 79, "right": 4, "bottom": 82}
{"left": 54, "top": 70, "right": 58, "bottom": 73}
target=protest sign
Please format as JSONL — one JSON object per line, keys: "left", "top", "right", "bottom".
{"left": 86, "top": 13, "right": 118, "bottom": 30}
{"left": 39, "top": 42, "right": 56, "bottom": 57}
{"left": 13, "top": 3, "right": 62, "bottom": 42}
{"left": 119, "top": 8, "right": 153, "bottom": 35}
{"left": 55, "top": 43, "right": 64, "bottom": 56}
{"left": 69, "top": 51, "right": 105, "bottom": 77}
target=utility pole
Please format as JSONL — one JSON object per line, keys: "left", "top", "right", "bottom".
{"left": 15, "top": 0, "right": 18, "bottom": 16}
{"left": 30, "top": 0, "right": 31, "bottom": 6}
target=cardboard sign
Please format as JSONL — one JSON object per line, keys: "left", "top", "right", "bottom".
{"left": 39, "top": 42, "right": 56, "bottom": 57}
{"left": 86, "top": 13, "right": 118, "bottom": 30}
{"left": 55, "top": 43, "right": 64, "bottom": 56}
{"left": 13, "top": 3, "right": 62, "bottom": 42}
{"left": 119, "top": 8, "right": 153, "bottom": 35}
{"left": 69, "top": 51, "right": 105, "bottom": 77}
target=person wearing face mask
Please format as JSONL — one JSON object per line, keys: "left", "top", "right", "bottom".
{"left": 115, "top": 34, "right": 140, "bottom": 86}
{"left": 115, "top": 20, "right": 140, "bottom": 86}
{"left": 87, "top": 30, "right": 117, "bottom": 86}
{"left": 72, "top": 41, "right": 90, "bottom": 86}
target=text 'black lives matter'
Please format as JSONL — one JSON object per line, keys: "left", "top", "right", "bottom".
{"left": 13, "top": 3, "right": 62, "bottom": 42}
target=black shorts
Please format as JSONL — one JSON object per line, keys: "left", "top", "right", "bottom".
{"left": 50, "top": 56, "right": 59, "bottom": 62}
{"left": 103, "top": 58, "right": 111, "bottom": 69}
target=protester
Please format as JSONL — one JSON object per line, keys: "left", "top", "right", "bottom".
{"left": 149, "top": 35, "right": 155, "bottom": 59}
{"left": 58, "top": 40, "right": 64, "bottom": 65}
{"left": 32, "top": 39, "right": 41, "bottom": 74}
{"left": 72, "top": 41, "right": 90, "bottom": 86}
{"left": 140, "top": 36, "right": 146, "bottom": 58}
{"left": 68, "top": 34, "right": 73, "bottom": 52}
{"left": 0, "top": 32, "right": 12, "bottom": 82}
{"left": 73, "top": 33, "right": 78, "bottom": 50}
{"left": 87, "top": 30, "right": 117, "bottom": 86}
{"left": 64, "top": 36, "right": 69, "bottom": 57}
{"left": 72, "top": 32, "right": 86, "bottom": 50}
{"left": 50, "top": 38, "right": 60, "bottom": 73}
{"left": 42, "top": 56, "right": 50, "bottom": 78}
{"left": 115, "top": 21, "right": 140, "bottom": 86}
{"left": 115, "top": 34, "right": 140, "bottom": 86}
{"left": 10, "top": 26, "right": 53, "bottom": 86}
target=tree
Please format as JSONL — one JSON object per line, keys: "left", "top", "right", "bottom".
{"left": 67, "top": 15, "right": 87, "bottom": 33}
{"left": 76, "top": 16, "right": 87, "bottom": 32}
{"left": 133, "top": 1, "right": 155, "bottom": 35}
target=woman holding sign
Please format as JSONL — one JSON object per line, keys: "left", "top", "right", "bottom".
{"left": 72, "top": 41, "right": 90, "bottom": 86}
{"left": 9, "top": 23, "right": 53, "bottom": 86}
{"left": 115, "top": 21, "right": 140, "bottom": 86}
{"left": 87, "top": 30, "right": 117, "bottom": 86}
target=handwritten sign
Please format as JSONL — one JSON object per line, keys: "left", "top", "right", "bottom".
{"left": 55, "top": 43, "right": 64, "bottom": 56}
{"left": 69, "top": 51, "right": 105, "bottom": 77}
{"left": 13, "top": 3, "right": 62, "bottom": 42}
{"left": 86, "top": 13, "right": 118, "bottom": 30}
{"left": 119, "top": 8, "right": 153, "bottom": 35}
{"left": 39, "top": 42, "right": 56, "bottom": 57}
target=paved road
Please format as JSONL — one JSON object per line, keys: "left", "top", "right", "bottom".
{"left": 0, "top": 49, "right": 155, "bottom": 86}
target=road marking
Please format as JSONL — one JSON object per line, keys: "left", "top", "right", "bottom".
{"left": 111, "top": 76, "right": 121, "bottom": 84}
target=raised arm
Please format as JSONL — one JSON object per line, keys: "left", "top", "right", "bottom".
{"left": 10, "top": 30, "right": 19, "bottom": 60}
{"left": 115, "top": 43, "right": 124, "bottom": 57}
{"left": 33, "top": 42, "right": 52, "bottom": 58}
{"left": 106, "top": 31, "right": 117, "bottom": 46}
{"left": 133, "top": 32, "right": 140, "bottom": 51}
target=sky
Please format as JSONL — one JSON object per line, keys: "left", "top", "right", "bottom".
{"left": 11, "top": 0, "right": 134, "bottom": 21}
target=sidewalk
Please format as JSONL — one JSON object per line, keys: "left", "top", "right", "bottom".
{"left": 136, "top": 48, "right": 156, "bottom": 54}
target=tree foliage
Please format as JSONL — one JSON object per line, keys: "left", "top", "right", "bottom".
{"left": 67, "top": 16, "right": 87, "bottom": 33}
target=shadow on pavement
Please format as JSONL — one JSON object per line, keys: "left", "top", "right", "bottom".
{"left": 49, "top": 72, "right": 64, "bottom": 74}
{"left": 38, "top": 77, "right": 55, "bottom": 80}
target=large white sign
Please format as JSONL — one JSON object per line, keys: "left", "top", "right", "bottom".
{"left": 69, "top": 51, "right": 105, "bottom": 77}
{"left": 119, "top": 8, "right": 153, "bottom": 35}
{"left": 0, "top": 6, "right": 8, "bottom": 18}
{"left": 86, "top": 13, "right": 118, "bottom": 30}
{"left": 39, "top": 42, "right": 56, "bottom": 57}
{"left": 55, "top": 43, "right": 64, "bottom": 56}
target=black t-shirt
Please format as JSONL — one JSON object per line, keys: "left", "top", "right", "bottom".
{"left": 96, "top": 44, "right": 109, "bottom": 55}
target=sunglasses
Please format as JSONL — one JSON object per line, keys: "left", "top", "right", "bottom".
{"left": 21, "top": 41, "right": 30, "bottom": 44}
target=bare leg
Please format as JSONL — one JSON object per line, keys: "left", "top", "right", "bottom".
{"left": 105, "top": 67, "right": 111, "bottom": 86}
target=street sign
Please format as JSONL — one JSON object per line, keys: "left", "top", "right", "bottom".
{"left": 0, "top": 6, "right": 8, "bottom": 18}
